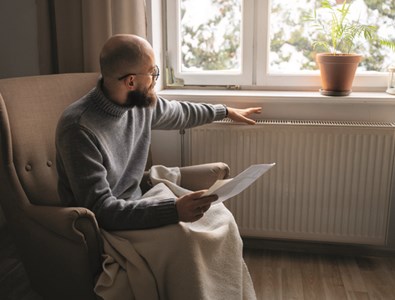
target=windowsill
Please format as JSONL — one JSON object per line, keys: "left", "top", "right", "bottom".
{"left": 158, "top": 89, "right": 395, "bottom": 123}
{"left": 159, "top": 89, "right": 395, "bottom": 104}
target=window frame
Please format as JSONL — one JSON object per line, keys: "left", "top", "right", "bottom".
{"left": 165, "top": 0, "right": 254, "bottom": 86}
{"left": 164, "top": 0, "right": 390, "bottom": 90}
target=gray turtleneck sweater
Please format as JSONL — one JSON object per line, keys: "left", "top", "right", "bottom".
{"left": 55, "top": 81, "right": 226, "bottom": 230}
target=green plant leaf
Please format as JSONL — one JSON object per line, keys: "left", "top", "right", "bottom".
{"left": 305, "top": 0, "right": 385, "bottom": 55}
{"left": 312, "top": 41, "right": 330, "bottom": 52}
{"left": 380, "top": 40, "right": 395, "bottom": 52}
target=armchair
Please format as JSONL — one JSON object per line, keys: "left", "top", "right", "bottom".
{"left": 0, "top": 73, "right": 230, "bottom": 300}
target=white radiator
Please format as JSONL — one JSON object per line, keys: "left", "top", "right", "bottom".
{"left": 184, "top": 120, "right": 395, "bottom": 245}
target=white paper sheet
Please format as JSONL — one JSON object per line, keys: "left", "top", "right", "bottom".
{"left": 203, "top": 163, "right": 276, "bottom": 205}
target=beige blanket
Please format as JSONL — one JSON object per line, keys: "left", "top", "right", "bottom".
{"left": 94, "top": 166, "right": 256, "bottom": 300}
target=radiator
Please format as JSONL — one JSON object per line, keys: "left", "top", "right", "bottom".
{"left": 184, "top": 120, "right": 395, "bottom": 245}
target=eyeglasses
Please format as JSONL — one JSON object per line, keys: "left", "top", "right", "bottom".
{"left": 118, "top": 65, "right": 160, "bottom": 81}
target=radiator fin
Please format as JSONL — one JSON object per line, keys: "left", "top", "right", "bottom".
{"left": 186, "top": 121, "right": 395, "bottom": 245}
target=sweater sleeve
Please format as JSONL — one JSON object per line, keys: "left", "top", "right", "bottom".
{"left": 151, "top": 97, "right": 227, "bottom": 130}
{"left": 56, "top": 125, "right": 179, "bottom": 230}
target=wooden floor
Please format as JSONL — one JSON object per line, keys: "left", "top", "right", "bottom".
{"left": 1, "top": 225, "right": 395, "bottom": 300}
{"left": 244, "top": 248, "right": 395, "bottom": 300}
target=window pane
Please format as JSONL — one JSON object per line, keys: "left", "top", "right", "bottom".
{"left": 269, "top": 0, "right": 395, "bottom": 73}
{"left": 179, "top": 0, "right": 242, "bottom": 73}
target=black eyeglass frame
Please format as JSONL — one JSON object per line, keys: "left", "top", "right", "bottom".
{"left": 117, "top": 65, "right": 160, "bottom": 81}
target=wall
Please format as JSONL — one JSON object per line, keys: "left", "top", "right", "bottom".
{"left": 151, "top": 130, "right": 182, "bottom": 167}
{"left": 0, "top": 0, "right": 40, "bottom": 227}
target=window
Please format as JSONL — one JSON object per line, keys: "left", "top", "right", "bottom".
{"left": 180, "top": 0, "right": 242, "bottom": 73}
{"left": 165, "top": 0, "right": 395, "bottom": 89}
{"left": 269, "top": 0, "right": 394, "bottom": 73}
{"left": 166, "top": 0, "right": 253, "bottom": 85}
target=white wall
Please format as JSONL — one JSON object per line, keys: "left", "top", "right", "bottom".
{"left": 151, "top": 130, "right": 182, "bottom": 167}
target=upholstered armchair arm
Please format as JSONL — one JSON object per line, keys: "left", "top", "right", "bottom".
{"left": 25, "top": 205, "right": 100, "bottom": 243}
{"left": 140, "top": 162, "right": 230, "bottom": 193}
{"left": 180, "top": 162, "right": 230, "bottom": 191}
{"left": 24, "top": 204, "right": 102, "bottom": 273}
{"left": 13, "top": 204, "right": 102, "bottom": 300}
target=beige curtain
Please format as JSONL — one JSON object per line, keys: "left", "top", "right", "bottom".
{"left": 36, "top": 0, "right": 147, "bottom": 74}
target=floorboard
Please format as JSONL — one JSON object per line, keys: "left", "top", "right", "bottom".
{"left": 244, "top": 248, "right": 395, "bottom": 300}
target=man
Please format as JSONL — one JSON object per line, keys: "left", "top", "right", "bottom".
{"left": 56, "top": 34, "right": 259, "bottom": 299}
{"left": 56, "top": 34, "right": 261, "bottom": 230}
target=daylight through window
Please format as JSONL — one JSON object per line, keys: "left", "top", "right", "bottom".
{"left": 166, "top": 0, "right": 395, "bottom": 88}
{"left": 180, "top": 0, "right": 242, "bottom": 73}
{"left": 270, "top": 0, "right": 395, "bottom": 73}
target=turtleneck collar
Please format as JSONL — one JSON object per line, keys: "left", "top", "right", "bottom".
{"left": 89, "top": 78, "right": 132, "bottom": 118}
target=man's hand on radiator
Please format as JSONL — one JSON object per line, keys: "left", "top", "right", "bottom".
{"left": 176, "top": 190, "right": 218, "bottom": 222}
{"left": 227, "top": 107, "right": 262, "bottom": 125}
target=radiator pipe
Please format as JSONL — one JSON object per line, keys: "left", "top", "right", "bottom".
{"left": 179, "top": 128, "right": 186, "bottom": 167}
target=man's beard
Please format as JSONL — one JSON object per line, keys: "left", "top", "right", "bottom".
{"left": 125, "top": 87, "right": 157, "bottom": 108}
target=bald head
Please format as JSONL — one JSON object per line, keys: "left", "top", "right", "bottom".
{"left": 99, "top": 34, "right": 154, "bottom": 79}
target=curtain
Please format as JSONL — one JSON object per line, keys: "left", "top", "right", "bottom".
{"left": 36, "top": 0, "right": 147, "bottom": 74}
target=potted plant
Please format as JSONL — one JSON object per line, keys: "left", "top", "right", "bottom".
{"left": 306, "top": 0, "right": 394, "bottom": 96}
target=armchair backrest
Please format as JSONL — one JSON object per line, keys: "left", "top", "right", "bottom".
{"left": 0, "top": 73, "right": 99, "bottom": 212}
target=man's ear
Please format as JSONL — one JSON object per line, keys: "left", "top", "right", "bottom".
{"left": 128, "top": 78, "right": 135, "bottom": 89}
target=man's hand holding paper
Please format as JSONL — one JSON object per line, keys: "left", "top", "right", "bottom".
{"left": 203, "top": 163, "right": 276, "bottom": 205}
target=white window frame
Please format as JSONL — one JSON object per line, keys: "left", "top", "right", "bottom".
{"left": 255, "top": 0, "right": 389, "bottom": 90}
{"left": 164, "top": 0, "right": 390, "bottom": 90}
{"left": 165, "top": 0, "right": 254, "bottom": 86}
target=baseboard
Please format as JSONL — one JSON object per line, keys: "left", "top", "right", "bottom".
{"left": 242, "top": 237, "right": 395, "bottom": 257}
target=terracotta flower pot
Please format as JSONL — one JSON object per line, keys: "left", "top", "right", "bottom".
{"left": 316, "top": 53, "right": 362, "bottom": 96}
